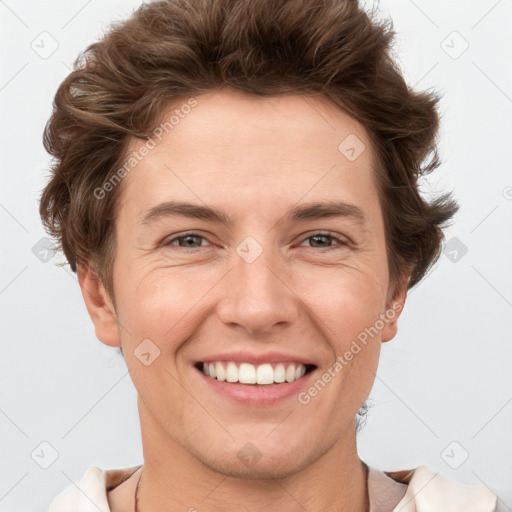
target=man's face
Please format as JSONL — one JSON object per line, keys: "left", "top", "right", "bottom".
{"left": 89, "top": 88, "right": 404, "bottom": 478}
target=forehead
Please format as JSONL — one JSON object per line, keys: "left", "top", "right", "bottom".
{"left": 119, "top": 88, "right": 380, "bottom": 224}
{"left": 147, "top": 88, "right": 373, "bottom": 162}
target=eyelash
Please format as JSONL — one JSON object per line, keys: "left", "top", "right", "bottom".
{"left": 162, "top": 231, "right": 348, "bottom": 251}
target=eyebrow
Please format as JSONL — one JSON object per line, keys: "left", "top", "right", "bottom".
{"left": 138, "top": 200, "right": 366, "bottom": 227}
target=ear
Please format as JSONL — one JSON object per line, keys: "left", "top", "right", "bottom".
{"left": 380, "top": 272, "right": 409, "bottom": 344}
{"left": 77, "top": 264, "right": 121, "bottom": 348}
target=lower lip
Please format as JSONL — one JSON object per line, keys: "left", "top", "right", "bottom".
{"left": 195, "top": 366, "right": 317, "bottom": 405}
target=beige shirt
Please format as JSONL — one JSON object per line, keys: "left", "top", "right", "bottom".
{"left": 48, "top": 463, "right": 498, "bottom": 511}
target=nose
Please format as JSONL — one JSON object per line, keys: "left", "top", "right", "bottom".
{"left": 216, "top": 242, "right": 298, "bottom": 335}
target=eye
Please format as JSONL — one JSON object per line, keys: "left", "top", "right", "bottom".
{"left": 161, "top": 231, "right": 348, "bottom": 251}
{"left": 299, "top": 232, "right": 348, "bottom": 250}
{"left": 163, "top": 232, "right": 210, "bottom": 249}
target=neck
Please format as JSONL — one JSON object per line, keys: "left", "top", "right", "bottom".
{"left": 135, "top": 401, "right": 369, "bottom": 512}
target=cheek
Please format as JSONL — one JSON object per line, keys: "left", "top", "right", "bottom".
{"left": 298, "top": 266, "right": 388, "bottom": 347}
{"left": 115, "top": 265, "right": 212, "bottom": 349}
{"left": 114, "top": 257, "right": 388, "bottom": 342}
{"left": 310, "top": 273, "right": 384, "bottom": 413}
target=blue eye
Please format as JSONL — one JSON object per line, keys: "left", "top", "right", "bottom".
{"left": 164, "top": 232, "right": 208, "bottom": 249}
{"left": 300, "top": 232, "right": 347, "bottom": 249}
{"left": 162, "top": 231, "right": 348, "bottom": 250}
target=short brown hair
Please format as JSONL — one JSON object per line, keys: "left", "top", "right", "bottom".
{"left": 40, "top": 0, "right": 458, "bottom": 302}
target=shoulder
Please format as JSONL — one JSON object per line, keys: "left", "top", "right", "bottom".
{"left": 48, "top": 465, "right": 142, "bottom": 512}
{"left": 384, "top": 465, "right": 498, "bottom": 512}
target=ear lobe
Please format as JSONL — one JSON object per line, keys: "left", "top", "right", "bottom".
{"left": 77, "top": 264, "right": 121, "bottom": 348}
{"left": 380, "top": 274, "right": 409, "bottom": 344}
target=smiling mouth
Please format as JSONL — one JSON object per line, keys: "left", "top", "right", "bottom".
{"left": 194, "top": 361, "right": 317, "bottom": 385}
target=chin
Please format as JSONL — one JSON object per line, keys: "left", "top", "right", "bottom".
{"left": 191, "top": 434, "right": 333, "bottom": 481}
{"left": 198, "top": 452, "right": 312, "bottom": 480}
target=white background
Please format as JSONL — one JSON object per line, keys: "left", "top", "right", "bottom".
{"left": 1, "top": 0, "right": 511, "bottom": 510}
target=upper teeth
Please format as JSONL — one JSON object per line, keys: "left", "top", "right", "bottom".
{"left": 202, "top": 362, "right": 307, "bottom": 385}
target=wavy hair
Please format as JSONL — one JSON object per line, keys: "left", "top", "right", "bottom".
{"left": 40, "top": 0, "right": 458, "bottom": 300}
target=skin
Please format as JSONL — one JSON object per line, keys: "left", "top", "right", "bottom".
{"left": 78, "top": 86, "right": 408, "bottom": 512}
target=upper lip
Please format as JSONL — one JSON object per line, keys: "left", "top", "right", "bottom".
{"left": 197, "top": 351, "right": 317, "bottom": 366}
